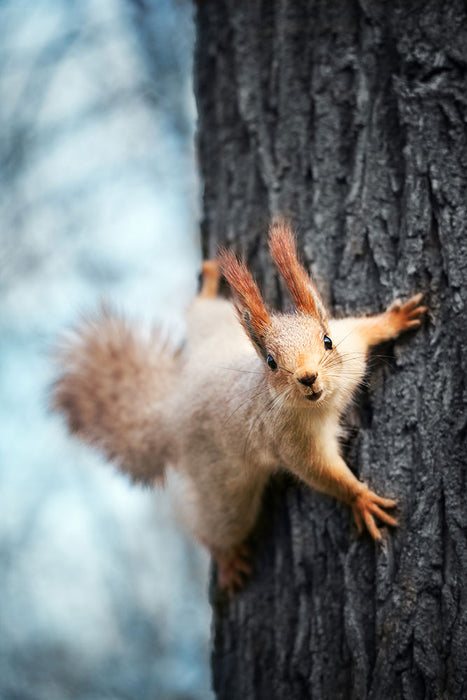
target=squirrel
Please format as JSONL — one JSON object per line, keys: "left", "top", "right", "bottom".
{"left": 53, "top": 221, "right": 427, "bottom": 592}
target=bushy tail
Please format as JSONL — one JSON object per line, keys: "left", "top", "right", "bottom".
{"left": 52, "top": 307, "right": 177, "bottom": 484}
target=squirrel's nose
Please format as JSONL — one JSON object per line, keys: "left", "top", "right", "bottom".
{"left": 297, "top": 372, "right": 317, "bottom": 388}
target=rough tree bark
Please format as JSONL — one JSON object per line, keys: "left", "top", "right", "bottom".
{"left": 194, "top": 2, "right": 467, "bottom": 698}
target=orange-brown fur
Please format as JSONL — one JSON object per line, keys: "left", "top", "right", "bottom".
{"left": 53, "top": 222, "right": 427, "bottom": 592}
{"left": 53, "top": 307, "right": 176, "bottom": 484}
{"left": 268, "top": 220, "right": 326, "bottom": 322}
{"left": 217, "top": 249, "right": 270, "bottom": 345}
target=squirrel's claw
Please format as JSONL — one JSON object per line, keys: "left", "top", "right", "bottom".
{"left": 215, "top": 543, "right": 252, "bottom": 594}
{"left": 352, "top": 488, "right": 398, "bottom": 542}
{"left": 388, "top": 294, "right": 428, "bottom": 334}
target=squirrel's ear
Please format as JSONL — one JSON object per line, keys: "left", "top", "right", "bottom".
{"left": 268, "top": 220, "right": 328, "bottom": 324}
{"left": 218, "top": 250, "right": 270, "bottom": 357}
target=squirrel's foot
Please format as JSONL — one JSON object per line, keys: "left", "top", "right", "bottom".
{"left": 199, "top": 260, "right": 220, "bottom": 299}
{"left": 387, "top": 293, "right": 428, "bottom": 335}
{"left": 214, "top": 543, "right": 252, "bottom": 594}
{"left": 351, "top": 487, "right": 398, "bottom": 542}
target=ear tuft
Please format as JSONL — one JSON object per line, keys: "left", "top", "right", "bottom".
{"left": 218, "top": 249, "right": 270, "bottom": 350}
{"left": 268, "top": 220, "right": 327, "bottom": 322}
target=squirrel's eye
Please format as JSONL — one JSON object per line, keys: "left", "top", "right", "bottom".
{"left": 267, "top": 354, "right": 277, "bottom": 371}
{"left": 323, "top": 335, "right": 333, "bottom": 350}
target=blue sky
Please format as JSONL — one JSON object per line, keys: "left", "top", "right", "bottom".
{"left": 0, "top": 1, "right": 212, "bottom": 698}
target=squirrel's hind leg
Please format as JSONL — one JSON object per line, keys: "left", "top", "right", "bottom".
{"left": 199, "top": 260, "right": 220, "bottom": 299}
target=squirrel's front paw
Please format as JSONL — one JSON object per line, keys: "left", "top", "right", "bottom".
{"left": 214, "top": 543, "right": 252, "bottom": 594}
{"left": 352, "top": 487, "right": 398, "bottom": 541}
{"left": 387, "top": 293, "right": 428, "bottom": 336}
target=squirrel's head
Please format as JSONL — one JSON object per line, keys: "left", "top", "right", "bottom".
{"left": 219, "top": 221, "right": 342, "bottom": 408}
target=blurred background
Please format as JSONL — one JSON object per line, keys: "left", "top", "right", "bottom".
{"left": 0, "top": 1, "right": 213, "bottom": 699}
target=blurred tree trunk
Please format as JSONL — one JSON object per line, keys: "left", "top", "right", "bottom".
{"left": 194, "top": 1, "right": 467, "bottom": 698}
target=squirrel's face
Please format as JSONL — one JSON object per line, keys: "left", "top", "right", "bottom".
{"left": 262, "top": 314, "right": 340, "bottom": 406}
{"left": 218, "top": 219, "right": 341, "bottom": 408}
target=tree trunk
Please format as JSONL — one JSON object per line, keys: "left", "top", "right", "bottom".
{"left": 194, "top": 1, "right": 467, "bottom": 698}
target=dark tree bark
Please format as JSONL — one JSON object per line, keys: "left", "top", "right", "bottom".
{"left": 194, "top": 2, "right": 467, "bottom": 698}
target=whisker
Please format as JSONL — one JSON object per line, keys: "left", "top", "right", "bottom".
{"left": 242, "top": 392, "right": 279, "bottom": 459}
{"left": 325, "top": 371, "right": 368, "bottom": 378}
{"left": 317, "top": 348, "right": 328, "bottom": 368}
{"left": 325, "top": 374, "right": 370, "bottom": 384}
{"left": 224, "top": 386, "right": 270, "bottom": 424}
{"left": 320, "top": 350, "right": 369, "bottom": 371}
{"left": 330, "top": 325, "right": 361, "bottom": 350}
{"left": 214, "top": 364, "right": 264, "bottom": 375}
{"left": 242, "top": 411, "right": 263, "bottom": 460}
{"left": 243, "top": 384, "right": 293, "bottom": 459}
{"left": 271, "top": 386, "right": 294, "bottom": 432}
